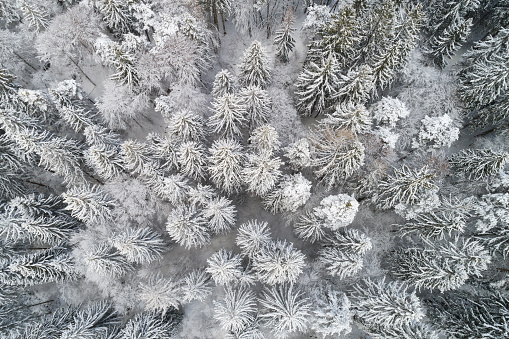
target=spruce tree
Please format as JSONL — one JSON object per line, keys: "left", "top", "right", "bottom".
{"left": 110, "top": 227, "right": 166, "bottom": 264}
{"left": 177, "top": 141, "right": 207, "bottom": 181}
{"left": 449, "top": 149, "right": 509, "bottom": 180}
{"left": 202, "top": 196, "right": 237, "bottom": 234}
{"left": 309, "top": 284, "right": 352, "bottom": 337}
{"left": 242, "top": 152, "right": 283, "bottom": 197}
{"left": 213, "top": 286, "right": 257, "bottom": 334}
{"left": 337, "top": 64, "right": 374, "bottom": 104}
{"left": 211, "top": 69, "right": 236, "bottom": 98}
{"left": 238, "top": 40, "right": 271, "bottom": 88}
{"left": 273, "top": 11, "right": 296, "bottom": 63}
{"left": 62, "top": 185, "right": 116, "bottom": 225}
{"left": 209, "top": 94, "right": 247, "bottom": 138}
{"left": 264, "top": 173, "right": 312, "bottom": 214}
{"left": 206, "top": 249, "right": 243, "bottom": 286}
{"left": 138, "top": 275, "right": 183, "bottom": 314}
{"left": 84, "top": 242, "right": 133, "bottom": 278}
{"left": 321, "top": 103, "right": 372, "bottom": 135}
{"left": 19, "top": 1, "right": 49, "bottom": 33}
{"left": 166, "top": 110, "right": 207, "bottom": 143}
{"left": 98, "top": 0, "right": 133, "bottom": 33}
{"left": 238, "top": 86, "right": 271, "bottom": 129}
{"left": 236, "top": 220, "right": 272, "bottom": 258}
{"left": 166, "top": 205, "right": 210, "bottom": 249}
{"left": 427, "top": 18, "right": 472, "bottom": 68}
{"left": 208, "top": 139, "right": 245, "bottom": 195}
{"left": 248, "top": 124, "right": 280, "bottom": 154}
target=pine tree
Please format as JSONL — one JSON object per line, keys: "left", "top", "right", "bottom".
{"left": 252, "top": 240, "right": 306, "bottom": 285}
{"left": 180, "top": 269, "right": 212, "bottom": 303}
{"left": 202, "top": 197, "right": 237, "bottom": 234}
{"left": 259, "top": 284, "right": 310, "bottom": 337}
{"left": 309, "top": 284, "right": 352, "bottom": 337}
{"left": 294, "top": 211, "right": 326, "bottom": 243}
{"left": 206, "top": 249, "right": 243, "bottom": 286}
{"left": 62, "top": 185, "right": 116, "bottom": 224}
{"left": 396, "top": 211, "right": 466, "bottom": 240}
{"left": 295, "top": 55, "right": 340, "bottom": 117}
{"left": 376, "top": 165, "right": 437, "bottom": 210}
{"left": 98, "top": 0, "right": 133, "bottom": 33}
{"left": 283, "top": 139, "right": 312, "bottom": 170}
{"left": 139, "top": 274, "right": 183, "bottom": 314}
{"left": 310, "top": 128, "right": 365, "bottom": 189}
{"left": 212, "top": 69, "right": 236, "bottom": 98}
{"left": 120, "top": 310, "right": 182, "bottom": 338}
{"left": 84, "top": 242, "right": 133, "bottom": 278}
{"left": 337, "top": 64, "right": 374, "bottom": 105}
{"left": 352, "top": 278, "right": 425, "bottom": 336}
{"left": 177, "top": 141, "right": 207, "bottom": 181}
{"left": 236, "top": 220, "right": 272, "bottom": 258}
{"left": 213, "top": 286, "right": 257, "bottom": 334}
{"left": 273, "top": 10, "right": 296, "bottom": 63}
{"left": 242, "top": 152, "right": 282, "bottom": 197}
{"left": 4, "top": 193, "right": 68, "bottom": 219}
{"left": 238, "top": 86, "right": 271, "bottom": 129}
{"left": 110, "top": 227, "right": 166, "bottom": 264}
{"left": 449, "top": 149, "right": 509, "bottom": 180}
{"left": 238, "top": 40, "right": 271, "bottom": 88}
{"left": 187, "top": 184, "right": 217, "bottom": 207}
{"left": 60, "top": 301, "right": 119, "bottom": 338}
{"left": 209, "top": 94, "right": 247, "bottom": 138}
{"left": 166, "top": 110, "right": 207, "bottom": 143}
{"left": 248, "top": 124, "right": 280, "bottom": 154}
{"left": 263, "top": 173, "right": 312, "bottom": 214}
{"left": 145, "top": 132, "right": 179, "bottom": 172}
{"left": 427, "top": 18, "right": 472, "bottom": 68}
{"left": 208, "top": 139, "right": 245, "bottom": 195}
{"left": 321, "top": 103, "right": 372, "bottom": 135}
{"left": 166, "top": 205, "right": 210, "bottom": 249}
{"left": 19, "top": 1, "right": 49, "bottom": 33}
{"left": 84, "top": 145, "right": 124, "bottom": 181}
{"left": 312, "top": 194, "right": 360, "bottom": 230}
{"left": 120, "top": 140, "right": 156, "bottom": 176}
{"left": 318, "top": 248, "right": 363, "bottom": 279}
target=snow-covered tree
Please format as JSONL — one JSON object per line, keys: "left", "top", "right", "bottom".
{"left": 84, "top": 145, "right": 124, "bottom": 181}
{"left": 97, "top": 0, "right": 134, "bottom": 33}
{"left": 324, "top": 228, "right": 373, "bottom": 255}
{"left": 322, "top": 103, "right": 372, "bottom": 135}
{"left": 4, "top": 193, "right": 68, "bottom": 220}
{"left": 0, "top": 68, "right": 17, "bottom": 100}
{"left": 187, "top": 184, "right": 217, "bottom": 207}
{"left": 370, "top": 96, "right": 410, "bottom": 127}
{"left": 59, "top": 301, "right": 119, "bottom": 338}
{"left": 313, "top": 194, "right": 359, "bottom": 230}
{"left": 264, "top": 173, "right": 312, "bottom": 214}
{"left": 19, "top": 1, "right": 49, "bottom": 33}
{"left": 202, "top": 196, "right": 237, "bottom": 234}
{"left": 253, "top": 240, "right": 306, "bottom": 285}
{"left": 427, "top": 18, "right": 472, "bottom": 68}
{"left": 180, "top": 269, "right": 212, "bottom": 303}
{"left": 139, "top": 274, "right": 182, "bottom": 314}
{"left": 166, "top": 205, "right": 210, "bottom": 249}
{"left": 238, "top": 86, "right": 271, "bottom": 129}
{"left": 310, "top": 128, "right": 365, "bottom": 189}
{"left": 120, "top": 310, "right": 181, "bottom": 338}
{"left": 166, "top": 110, "right": 207, "bottom": 143}
{"left": 259, "top": 284, "right": 310, "bottom": 337}
{"left": 248, "top": 124, "right": 280, "bottom": 154}
{"left": 450, "top": 149, "right": 509, "bottom": 180}
{"left": 295, "top": 55, "right": 340, "bottom": 117}
{"left": 147, "top": 174, "right": 190, "bottom": 205}
{"left": 242, "top": 152, "right": 282, "bottom": 197}
{"left": 213, "top": 286, "right": 257, "bottom": 334}
{"left": 212, "top": 69, "right": 236, "bottom": 98}
{"left": 62, "top": 185, "right": 116, "bottom": 225}
{"left": 120, "top": 139, "right": 156, "bottom": 176}
{"left": 208, "top": 139, "right": 245, "bottom": 195}
{"left": 83, "top": 242, "right": 133, "bottom": 278}
{"left": 283, "top": 139, "right": 312, "bottom": 170}
{"left": 206, "top": 249, "right": 243, "bottom": 286}
{"left": 412, "top": 114, "right": 459, "bottom": 149}
{"left": 474, "top": 193, "right": 509, "bottom": 258}
{"left": 309, "top": 284, "right": 352, "bottom": 337}
{"left": 396, "top": 210, "right": 466, "bottom": 240}
{"left": 95, "top": 35, "right": 140, "bottom": 88}
{"left": 273, "top": 10, "right": 295, "bottom": 63}
{"left": 145, "top": 132, "right": 178, "bottom": 172}
{"left": 236, "top": 220, "right": 272, "bottom": 258}
{"left": 238, "top": 40, "right": 271, "bottom": 88}
{"left": 177, "top": 141, "right": 207, "bottom": 181}
{"left": 376, "top": 165, "right": 437, "bottom": 210}
{"left": 337, "top": 64, "right": 374, "bottom": 105}
{"left": 110, "top": 227, "right": 165, "bottom": 264}
{"left": 209, "top": 94, "right": 247, "bottom": 138}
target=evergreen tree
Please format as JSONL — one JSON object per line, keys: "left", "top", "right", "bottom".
{"left": 309, "top": 283, "right": 352, "bottom": 337}
{"left": 208, "top": 139, "right": 245, "bottom": 195}
{"left": 147, "top": 174, "right": 190, "bottom": 205}
{"left": 84, "top": 242, "right": 133, "bottom": 278}
{"left": 427, "top": 18, "right": 472, "bottom": 68}
{"left": 110, "top": 227, "right": 166, "bottom": 264}
{"left": 449, "top": 149, "right": 509, "bottom": 180}
{"left": 370, "top": 96, "right": 410, "bottom": 127}
{"left": 202, "top": 196, "right": 237, "bottom": 234}
{"left": 295, "top": 55, "right": 340, "bottom": 117}
{"left": 474, "top": 192, "right": 509, "bottom": 258}
{"left": 259, "top": 284, "right": 310, "bottom": 337}
{"left": 337, "top": 64, "right": 374, "bottom": 105}
{"left": 294, "top": 211, "right": 326, "bottom": 243}
{"left": 236, "top": 220, "right": 272, "bottom": 258}
{"left": 98, "top": 0, "right": 133, "bottom": 33}
{"left": 209, "top": 94, "right": 247, "bottom": 138}
{"left": 84, "top": 145, "right": 124, "bottom": 181}
{"left": 95, "top": 36, "right": 140, "bottom": 88}
{"left": 0, "top": 69, "right": 16, "bottom": 100}
{"left": 19, "top": 1, "right": 49, "bottom": 33}
{"left": 166, "top": 110, "right": 207, "bottom": 143}
{"left": 283, "top": 139, "right": 312, "bottom": 170}
{"left": 120, "top": 140, "right": 156, "bottom": 176}
{"left": 318, "top": 248, "right": 363, "bottom": 279}
{"left": 120, "top": 310, "right": 182, "bottom": 339}
{"left": 396, "top": 210, "right": 466, "bottom": 240}
{"left": 145, "top": 132, "right": 179, "bottom": 172}
{"left": 273, "top": 10, "right": 296, "bottom": 63}
{"left": 252, "top": 240, "right": 306, "bottom": 285}
{"left": 211, "top": 69, "right": 236, "bottom": 98}
{"left": 60, "top": 301, "right": 119, "bottom": 338}
{"left": 321, "top": 103, "right": 372, "bottom": 135}
{"left": 242, "top": 152, "right": 282, "bottom": 197}
{"left": 263, "top": 173, "right": 312, "bottom": 214}
{"left": 180, "top": 269, "right": 212, "bottom": 303}
{"left": 213, "top": 286, "right": 257, "bottom": 334}
{"left": 62, "top": 185, "right": 116, "bottom": 224}
{"left": 187, "top": 184, "right": 217, "bottom": 207}
{"left": 138, "top": 274, "right": 183, "bottom": 314}
{"left": 177, "top": 141, "right": 207, "bottom": 181}
{"left": 238, "top": 40, "right": 271, "bottom": 88}
{"left": 248, "top": 124, "right": 280, "bottom": 154}
{"left": 166, "top": 205, "right": 210, "bottom": 249}
{"left": 238, "top": 86, "right": 271, "bottom": 128}
{"left": 206, "top": 249, "right": 243, "bottom": 286}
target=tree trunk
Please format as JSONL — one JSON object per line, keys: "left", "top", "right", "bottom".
{"left": 212, "top": 1, "right": 219, "bottom": 31}
{"left": 267, "top": 0, "right": 271, "bottom": 39}
{"left": 221, "top": 10, "right": 226, "bottom": 35}
{"left": 66, "top": 54, "right": 97, "bottom": 86}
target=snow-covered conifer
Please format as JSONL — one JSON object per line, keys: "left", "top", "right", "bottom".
{"left": 120, "top": 140, "right": 155, "bottom": 176}
{"left": 295, "top": 55, "right": 340, "bottom": 117}
{"left": 351, "top": 278, "right": 425, "bottom": 336}
{"left": 139, "top": 275, "right": 182, "bottom": 314}
{"left": 19, "top": 1, "right": 49, "bottom": 33}
{"left": 180, "top": 269, "right": 212, "bottom": 303}
{"left": 208, "top": 139, "right": 245, "bottom": 195}
{"left": 310, "top": 128, "right": 365, "bottom": 189}
{"left": 324, "top": 229, "right": 372, "bottom": 255}
{"left": 259, "top": 284, "right": 310, "bottom": 337}
{"left": 318, "top": 248, "right": 363, "bottom": 279}
{"left": 264, "top": 173, "right": 312, "bottom": 214}
{"left": 252, "top": 240, "right": 306, "bottom": 285}
{"left": 310, "top": 284, "right": 352, "bottom": 337}
{"left": 236, "top": 220, "right": 272, "bottom": 258}
{"left": 0, "top": 69, "right": 16, "bottom": 99}
{"left": 166, "top": 110, "right": 207, "bottom": 143}
{"left": 209, "top": 94, "right": 247, "bottom": 138}
{"left": 120, "top": 311, "right": 181, "bottom": 338}
{"left": 248, "top": 124, "right": 280, "bottom": 154}
{"left": 110, "top": 227, "right": 165, "bottom": 264}
{"left": 206, "top": 249, "right": 243, "bottom": 286}
{"left": 474, "top": 193, "right": 509, "bottom": 258}
{"left": 4, "top": 193, "right": 67, "bottom": 219}
{"left": 238, "top": 40, "right": 271, "bottom": 88}
{"left": 322, "top": 103, "right": 371, "bottom": 135}
{"left": 370, "top": 96, "right": 409, "bottom": 127}
{"left": 337, "top": 65, "right": 374, "bottom": 105}
{"left": 213, "top": 286, "right": 257, "bottom": 334}
{"left": 273, "top": 11, "right": 296, "bottom": 63}
{"left": 294, "top": 211, "right": 325, "bottom": 243}
{"left": 84, "top": 145, "right": 124, "bottom": 181}
{"left": 145, "top": 132, "right": 178, "bottom": 172}
{"left": 283, "top": 139, "right": 312, "bottom": 170}
{"left": 412, "top": 114, "right": 459, "bottom": 149}
{"left": 313, "top": 194, "right": 359, "bottom": 230}
{"left": 98, "top": 0, "right": 133, "bottom": 33}
{"left": 396, "top": 211, "right": 466, "bottom": 240}
{"left": 242, "top": 152, "right": 283, "bottom": 197}
{"left": 187, "top": 184, "right": 217, "bottom": 207}
{"left": 239, "top": 86, "right": 271, "bottom": 128}
{"left": 84, "top": 242, "right": 133, "bottom": 278}
{"left": 427, "top": 18, "right": 472, "bottom": 68}
{"left": 376, "top": 165, "right": 437, "bottom": 210}
{"left": 60, "top": 301, "right": 119, "bottom": 338}
{"left": 177, "top": 141, "right": 207, "bottom": 181}
{"left": 202, "top": 197, "right": 237, "bottom": 234}
{"left": 166, "top": 205, "right": 210, "bottom": 249}
{"left": 212, "top": 69, "right": 236, "bottom": 98}
{"left": 62, "top": 185, "right": 116, "bottom": 225}
{"left": 95, "top": 35, "right": 140, "bottom": 87}
{"left": 449, "top": 149, "right": 509, "bottom": 180}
